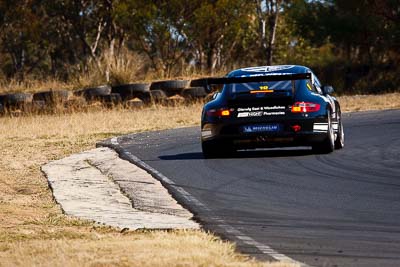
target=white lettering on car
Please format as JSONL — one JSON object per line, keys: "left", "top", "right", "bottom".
{"left": 237, "top": 106, "right": 286, "bottom": 117}
{"left": 240, "top": 65, "right": 295, "bottom": 73}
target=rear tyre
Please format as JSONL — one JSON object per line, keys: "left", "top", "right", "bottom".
{"left": 335, "top": 114, "right": 345, "bottom": 149}
{"left": 202, "top": 140, "right": 235, "bottom": 159}
{"left": 312, "top": 110, "right": 334, "bottom": 154}
{"left": 202, "top": 141, "right": 217, "bottom": 158}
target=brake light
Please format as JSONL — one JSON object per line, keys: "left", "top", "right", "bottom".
{"left": 221, "top": 110, "right": 230, "bottom": 116}
{"left": 250, "top": 90, "right": 274, "bottom": 94}
{"left": 291, "top": 102, "right": 320, "bottom": 113}
{"left": 206, "top": 108, "right": 232, "bottom": 117}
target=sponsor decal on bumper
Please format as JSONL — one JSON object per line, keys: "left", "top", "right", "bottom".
{"left": 237, "top": 106, "right": 286, "bottom": 118}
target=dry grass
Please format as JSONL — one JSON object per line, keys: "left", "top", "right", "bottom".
{"left": 0, "top": 50, "right": 147, "bottom": 95}
{"left": 338, "top": 93, "right": 400, "bottom": 112}
{"left": 0, "top": 79, "right": 74, "bottom": 94}
{"left": 75, "top": 50, "right": 148, "bottom": 88}
{"left": 0, "top": 94, "right": 398, "bottom": 266}
{"left": 0, "top": 232, "right": 296, "bottom": 267}
{"left": 0, "top": 103, "right": 296, "bottom": 267}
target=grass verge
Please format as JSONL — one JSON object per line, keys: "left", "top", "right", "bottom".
{"left": 339, "top": 93, "right": 400, "bottom": 112}
{"left": 0, "top": 93, "right": 398, "bottom": 266}
{"left": 0, "top": 103, "right": 297, "bottom": 267}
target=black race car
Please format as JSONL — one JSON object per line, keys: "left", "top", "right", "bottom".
{"left": 201, "top": 65, "right": 344, "bottom": 158}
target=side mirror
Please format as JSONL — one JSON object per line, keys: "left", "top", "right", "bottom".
{"left": 322, "top": 85, "right": 334, "bottom": 95}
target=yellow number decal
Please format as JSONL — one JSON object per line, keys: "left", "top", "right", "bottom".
{"left": 259, "top": 85, "right": 269, "bottom": 90}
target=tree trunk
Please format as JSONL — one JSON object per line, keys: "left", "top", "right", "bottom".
{"left": 104, "top": 0, "right": 117, "bottom": 83}
{"left": 206, "top": 42, "right": 216, "bottom": 75}
{"left": 266, "top": 3, "right": 280, "bottom": 65}
{"left": 106, "top": 37, "right": 115, "bottom": 82}
{"left": 255, "top": 0, "right": 281, "bottom": 65}
{"left": 197, "top": 45, "right": 204, "bottom": 73}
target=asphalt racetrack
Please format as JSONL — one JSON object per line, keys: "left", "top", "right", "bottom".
{"left": 111, "top": 110, "right": 400, "bottom": 267}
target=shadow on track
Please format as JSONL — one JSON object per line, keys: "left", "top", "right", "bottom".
{"left": 159, "top": 147, "right": 314, "bottom": 160}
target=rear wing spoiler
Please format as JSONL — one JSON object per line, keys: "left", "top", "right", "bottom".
{"left": 205, "top": 73, "right": 311, "bottom": 85}
{"left": 203, "top": 73, "right": 311, "bottom": 93}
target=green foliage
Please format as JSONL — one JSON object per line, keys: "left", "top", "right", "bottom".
{"left": 0, "top": 0, "right": 398, "bottom": 93}
{"left": 284, "top": 0, "right": 399, "bottom": 92}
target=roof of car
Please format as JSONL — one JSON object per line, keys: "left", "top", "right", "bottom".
{"left": 227, "top": 65, "right": 311, "bottom": 77}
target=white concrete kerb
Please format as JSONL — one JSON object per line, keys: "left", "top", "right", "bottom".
{"left": 42, "top": 147, "right": 199, "bottom": 230}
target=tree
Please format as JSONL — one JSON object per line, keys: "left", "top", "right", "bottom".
{"left": 0, "top": 0, "right": 49, "bottom": 80}
{"left": 254, "top": 0, "right": 283, "bottom": 65}
{"left": 44, "top": 0, "right": 128, "bottom": 81}
{"left": 185, "top": 0, "right": 251, "bottom": 74}
{"left": 116, "top": 0, "right": 194, "bottom": 77}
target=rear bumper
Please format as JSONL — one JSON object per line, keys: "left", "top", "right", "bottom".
{"left": 201, "top": 118, "right": 328, "bottom": 148}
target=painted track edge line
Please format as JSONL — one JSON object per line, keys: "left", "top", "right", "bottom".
{"left": 99, "top": 137, "right": 311, "bottom": 267}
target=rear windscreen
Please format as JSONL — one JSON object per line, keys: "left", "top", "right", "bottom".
{"left": 226, "top": 80, "right": 296, "bottom": 99}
